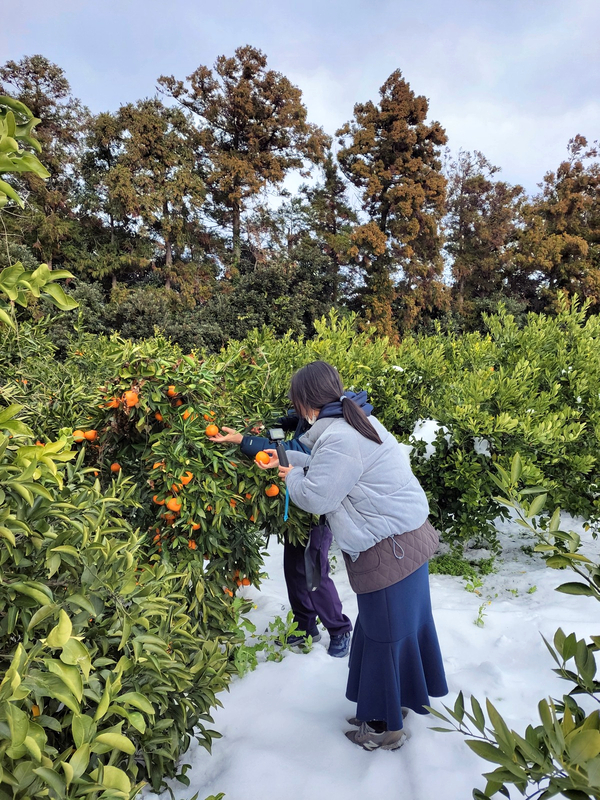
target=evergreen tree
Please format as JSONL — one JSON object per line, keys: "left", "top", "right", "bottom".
{"left": 77, "top": 111, "right": 151, "bottom": 289}
{"left": 516, "top": 136, "right": 600, "bottom": 311}
{"left": 444, "top": 150, "right": 525, "bottom": 325}
{"left": 337, "top": 69, "right": 448, "bottom": 335}
{"left": 0, "top": 55, "right": 88, "bottom": 268}
{"left": 300, "top": 152, "right": 358, "bottom": 304}
{"left": 158, "top": 45, "right": 329, "bottom": 269}
{"left": 108, "top": 99, "right": 206, "bottom": 290}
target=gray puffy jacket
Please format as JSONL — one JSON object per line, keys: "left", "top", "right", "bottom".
{"left": 286, "top": 416, "right": 429, "bottom": 558}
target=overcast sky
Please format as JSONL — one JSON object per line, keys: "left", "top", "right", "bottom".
{"left": 2, "top": 0, "right": 599, "bottom": 194}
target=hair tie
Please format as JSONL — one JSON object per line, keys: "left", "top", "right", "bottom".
{"left": 340, "top": 394, "right": 347, "bottom": 402}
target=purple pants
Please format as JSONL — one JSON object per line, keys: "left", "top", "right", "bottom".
{"left": 283, "top": 534, "right": 352, "bottom": 636}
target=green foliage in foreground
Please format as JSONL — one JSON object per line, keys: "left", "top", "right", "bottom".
{"left": 429, "top": 454, "right": 600, "bottom": 800}
{"left": 0, "top": 407, "right": 237, "bottom": 797}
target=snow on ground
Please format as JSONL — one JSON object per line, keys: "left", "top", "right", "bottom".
{"left": 152, "top": 516, "right": 598, "bottom": 800}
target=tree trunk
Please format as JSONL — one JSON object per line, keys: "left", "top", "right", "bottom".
{"left": 165, "top": 236, "right": 172, "bottom": 290}
{"left": 232, "top": 200, "right": 241, "bottom": 268}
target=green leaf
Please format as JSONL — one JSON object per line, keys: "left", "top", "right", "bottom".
{"left": 61, "top": 639, "right": 91, "bottom": 679}
{"left": 0, "top": 404, "right": 22, "bottom": 425}
{"left": 555, "top": 582, "right": 594, "bottom": 596}
{"left": 72, "top": 714, "right": 96, "bottom": 749}
{"left": 46, "top": 660, "right": 83, "bottom": 702}
{"left": 27, "top": 605, "right": 57, "bottom": 631}
{"left": 527, "top": 493, "right": 547, "bottom": 517}
{"left": 46, "top": 608, "right": 72, "bottom": 648}
{"left": 466, "top": 739, "right": 510, "bottom": 766}
{"left": 92, "top": 732, "right": 135, "bottom": 754}
{"left": 6, "top": 703, "right": 28, "bottom": 747}
{"left": 510, "top": 453, "right": 522, "bottom": 485}
{"left": 567, "top": 729, "right": 600, "bottom": 764}
{"left": 549, "top": 507, "right": 562, "bottom": 532}
{"left": 67, "top": 593, "right": 96, "bottom": 615}
{"left": 90, "top": 765, "right": 131, "bottom": 793}
{"left": 42, "top": 283, "right": 78, "bottom": 311}
{"left": 486, "top": 699, "right": 515, "bottom": 753}
{"left": 117, "top": 691, "right": 155, "bottom": 715}
{"left": 69, "top": 743, "right": 90, "bottom": 778}
{"left": 10, "top": 582, "right": 53, "bottom": 606}
{"left": 32, "top": 767, "right": 65, "bottom": 794}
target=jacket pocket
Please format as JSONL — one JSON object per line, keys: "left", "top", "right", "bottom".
{"left": 346, "top": 546, "right": 381, "bottom": 574}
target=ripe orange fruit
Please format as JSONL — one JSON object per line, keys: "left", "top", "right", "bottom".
{"left": 152, "top": 461, "right": 164, "bottom": 469}
{"left": 72, "top": 430, "right": 85, "bottom": 442}
{"left": 188, "top": 539, "right": 197, "bottom": 550}
{"left": 255, "top": 451, "right": 270, "bottom": 465}
{"left": 190, "top": 521, "right": 201, "bottom": 531}
{"left": 35, "top": 440, "right": 44, "bottom": 446}
{"left": 180, "top": 471, "right": 193, "bottom": 485}
{"left": 110, "top": 463, "right": 121, "bottom": 473}
{"left": 230, "top": 498, "right": 237, "bottom": 508}
{"left": 205, "top": 424, "right": 219, "bottom": 437}
{"left": 166, "top": 497, "right": 182, "bottom": 513}
{"left": 242, "top": 578, "right": 251, "bottom": 586}
{"left": 84, "top": 430, "right": 98, "bottom": 442}
{"left": 124, "top": 390, "right": 139, "bottom": 407}
{"left": 31, "top": 704, "right": 40, "bottom": 717}
{"left": 167, "top": 386, "right": 177, "bottom": 397}
{"left": 265, "top": 484, "right": 280, "bottom": 497}
{"left": 106, "top": 397, "right": 120, "bottom": 408}
{"left": 249, "top": 515, "right": 255, "bottom": 522}
{"left": 206, "top": 505, "right": 213, "bottom": 512}
{"left": 154, "top": 412, "right": 164, "bottom": 422}
{"left": 153, "top": 534, "right": 161, "bottom": 543}
{"left": 182, "top": 408, "right": 192, "bottom": 420}
{"left": 171, "top": 483, "right": 181, "bottom": 493}
{"left": 153, "top": 495, "right": 165, "bottom": 505}
{"left": 223, "top": 588, "right": 233, "bottom": 597}
{"left": 245, "top": 493, "right": 252, "bottom": 500}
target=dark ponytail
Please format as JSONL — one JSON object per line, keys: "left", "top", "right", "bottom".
{"left": 289, "top": 361, "right": 382, "bottom": 445}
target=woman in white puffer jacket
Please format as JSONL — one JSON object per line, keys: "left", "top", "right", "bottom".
{"left": 260, "top": 361, "right": 448, "bottom": 751}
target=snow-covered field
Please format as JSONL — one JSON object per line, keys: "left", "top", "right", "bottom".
{"left": 154, "top": 516, "right": 598, "bottom": 800}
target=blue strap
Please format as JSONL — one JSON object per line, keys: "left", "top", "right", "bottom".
{"left": 283, "top": 486, "right": 290, "bottom": 522}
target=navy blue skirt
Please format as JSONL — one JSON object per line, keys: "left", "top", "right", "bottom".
{"left": 346, "top": 562, "right": 448, "bottom": 730}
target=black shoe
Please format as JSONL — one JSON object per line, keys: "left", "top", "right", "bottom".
{"left": 275, "top": 629, "right": 321, "bottom": 647}
{"left": 328, "top": 631, "right": 351, "bottom": 658}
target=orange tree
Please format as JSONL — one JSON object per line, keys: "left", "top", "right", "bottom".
{"left": 73, "top": 334, "right": 314, "bottom": 596}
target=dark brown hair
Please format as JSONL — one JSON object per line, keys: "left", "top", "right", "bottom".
{"left": 289, "top": 361, "right": 382, "bottom": 444}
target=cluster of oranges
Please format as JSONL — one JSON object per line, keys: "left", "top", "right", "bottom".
{"left": 72, "top": 429, "right": 98, "bottom": 443}
{"left": 254, "top": 451, "right": 280, "bottom": 497}
{"left": 103, "top": 390, "right": 139, "bottom": 409}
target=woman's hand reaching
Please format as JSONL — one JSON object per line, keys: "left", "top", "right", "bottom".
{"left": 208, "top": 426, "right": 243, "bottom": 445}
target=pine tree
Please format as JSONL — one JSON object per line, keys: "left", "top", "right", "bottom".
{"left": 516, "top": 136, "right": 600, "bottom": 311}
{"left": 0, "top": 55, "right": 89, "bottom": 268}
{"left": 158, "top": 45, "right": 328, "bottom": 269}
{"left": 444, "top": 150, "right": 525, "bottom": 325}
{"left": 337, "top": 69, "right": 448, "bottom": 335}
